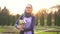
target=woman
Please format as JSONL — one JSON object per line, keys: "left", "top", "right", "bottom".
{"left": 15, "top": 4, "right": 36, "bottom": 34}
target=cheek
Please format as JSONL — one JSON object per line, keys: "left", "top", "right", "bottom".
{"left": 25, "top": 9, "right": 29, "bottom": 13}
{"left": 25, "top": 9, "right": 32, "bottom": 13}
{"left": 25, "top": 8, "right": 28, "bottom": 11}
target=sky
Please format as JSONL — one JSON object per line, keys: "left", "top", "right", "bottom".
{"left": 0, "top": 0, "right": 60, "bottom": 15}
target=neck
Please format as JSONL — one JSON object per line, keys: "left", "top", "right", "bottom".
{"left": 24, "top": 12, "right": 32, "bottom": 18}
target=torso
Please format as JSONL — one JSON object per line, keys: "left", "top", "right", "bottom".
{"left": 23, "top": 17, "right": 32, "bottom": 34}
{"left": 23, "top": 17, "right": 32, "bottom": 29}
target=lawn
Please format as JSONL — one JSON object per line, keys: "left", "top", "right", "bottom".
{"left": 34, "top": 30, "right": 60, "bottom": 34}
{"left": 0, "top": 26, "right": 60, "bottom": 34}
{"left": 35, "top": 32, "right": 60, "bottom": 34}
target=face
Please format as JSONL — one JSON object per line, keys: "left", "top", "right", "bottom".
{"left": 25, "top": 4, "right": 33, "bottom": 14}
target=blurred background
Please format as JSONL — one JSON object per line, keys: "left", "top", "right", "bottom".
{"left": 0, "top": 0, "right": 60, "bottom": 34}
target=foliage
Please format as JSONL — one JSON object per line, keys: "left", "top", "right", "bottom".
{"left": 47, "top": 13, "right": 52, "bottom": 26}
{"left": 40, "top": 13, "right": 44, "bottom": 26}
{"left": 0, "top": 7, "right": 20, "bottom": 26}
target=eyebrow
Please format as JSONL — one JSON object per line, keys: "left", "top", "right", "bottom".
{"left": 26, "top": 6, "right": 32, "bottom": 8}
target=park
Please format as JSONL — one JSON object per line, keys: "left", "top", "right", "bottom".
{"left": 0, "top": 0, "right": 60, "bottom": 34}
{"left": 0, "top": 6, "right": 60, "bottom": 34}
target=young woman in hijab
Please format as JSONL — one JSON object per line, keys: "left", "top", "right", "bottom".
{"left": 15, "top": 4, "right": 36, "bottom": 34}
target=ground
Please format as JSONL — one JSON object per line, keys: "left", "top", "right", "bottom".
{"left": 0, "top": 26, "right": 60, "bottom": 34}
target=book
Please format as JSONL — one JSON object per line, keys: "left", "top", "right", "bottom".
{"left": 18, "top": 20, "right": 26, "bottom": 25}
{"left": 18, "top": 20, "right": 26, "bottom": 30}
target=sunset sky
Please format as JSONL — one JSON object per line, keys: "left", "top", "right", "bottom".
{"left": 0, "top": 0, "right": 60, "bottom": 15}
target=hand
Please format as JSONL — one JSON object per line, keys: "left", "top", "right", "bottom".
{"left": 17, "top": 25, "right": 24, "bottom": 31}
{"left": 17, "top": 25, "right": 20, "bottom": 30}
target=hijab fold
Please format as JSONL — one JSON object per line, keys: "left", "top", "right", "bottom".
{"left": 24, "top": 12, "right": 32, "bottom": 18}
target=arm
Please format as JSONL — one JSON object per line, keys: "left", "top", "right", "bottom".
{"left": 14, "top": 15, "right": 23, "bottom": 29}
{"left": 14, "top": 19, "right": 19, "bottom": 29}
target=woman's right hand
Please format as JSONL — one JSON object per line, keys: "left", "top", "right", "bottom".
{"left": 17, "top": 25, "right": 24, "bottom": 31}
{"left": 17, "top": 25, "right": 20, "bottom": 30}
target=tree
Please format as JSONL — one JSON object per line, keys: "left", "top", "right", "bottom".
{"left": 0, "top": 7, "right": 2, "bottom": 25}
{"left": 0, "top": 7, "right": 10, "bottom": 26}
{"left": 54, "top": 11, "right": 60, "bottom": 26}
{"left": 40, "top": 13, "right": 44, "bottom": 26}
{"left": 35, "top": 14, "right": 38, "bottom": 26}
{"left": 47, "top": 13, "right": 52, "bottom": 26}
{"left": 0, "top": 6, "right": 20, "bottom": 26}
{"left": 12, "top": 14, "right": 20, "bottom": 26}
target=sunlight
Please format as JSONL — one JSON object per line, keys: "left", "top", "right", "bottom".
{"left": 46, "top": 8, "right": 58, "bottom": 14}
{"left": 0, "top": 0, "right": 60, "bottom": 15}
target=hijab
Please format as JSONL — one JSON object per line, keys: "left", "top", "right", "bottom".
{"left": 24, "top": 12, "right": 32, "bottom": 18}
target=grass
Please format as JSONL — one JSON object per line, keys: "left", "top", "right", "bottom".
{"left": 34, "top": 30, "right": 60, "bottom": 34}
{"left": 35, "top": 32, "right": 60, "bottom": 34}
{"left": 0, "top": 26, "right": 60, "bottom": 34}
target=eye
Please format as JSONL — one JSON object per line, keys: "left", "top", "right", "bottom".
{"left": 26, "top": 7, "right": 31, "bottom": 9}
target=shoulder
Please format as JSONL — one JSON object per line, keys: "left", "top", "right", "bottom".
{"left": 19, "top": 14, "right": 24, "bottom": 20}
{"left": 31, "top": 14, "right": 36, "bottom": 19}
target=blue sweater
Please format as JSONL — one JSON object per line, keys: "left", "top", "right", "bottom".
{"left": 15, "top": 15, "right": 36, "bottom": 34}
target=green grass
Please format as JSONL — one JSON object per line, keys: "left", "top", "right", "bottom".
{"left": 34, "top": 30, "right": 60, "bottom": 34}
{"left": 35, "top": 32, "right": 60, "bottom": 34}
{"left": 0, "top": 26, "right": 60, "bottom": 34}
{"left": 0, "top": 26, "right": 5, "bottom": 32}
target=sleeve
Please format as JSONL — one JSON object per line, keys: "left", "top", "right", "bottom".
{"left": 14, "top": 15, "right": 23, "bottom": 28}
{"left": 14, "top": 17, "right": 19, "bottom": 28}
{"left": 24, "top": 16, "right": 36, "bottom": 31}
{"left": 31, "top": 16, "right": 36, "bottom": 29}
